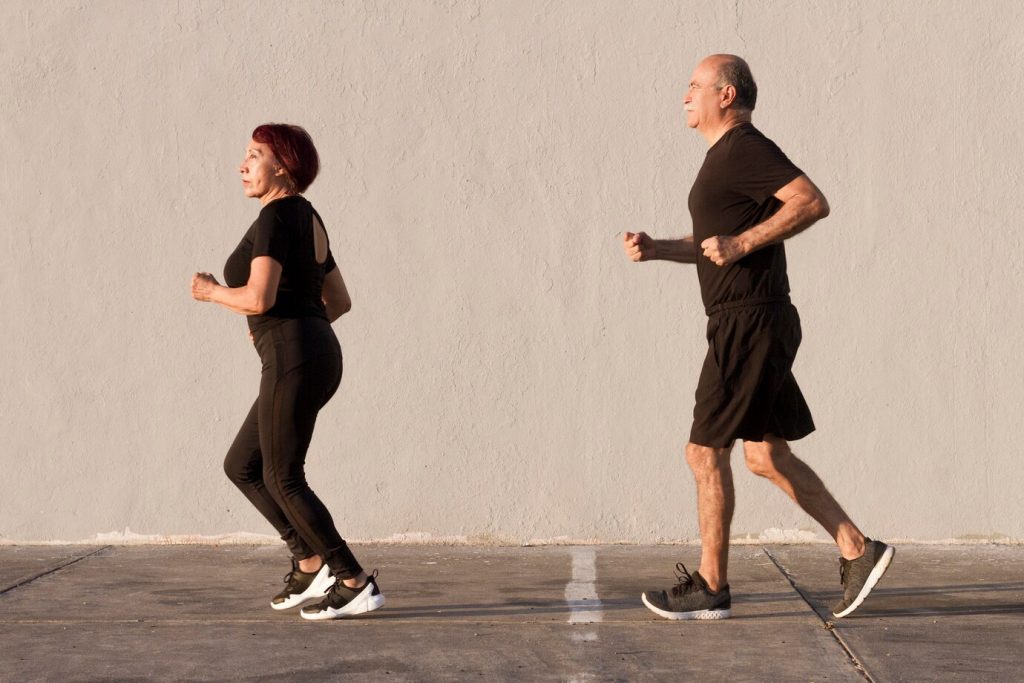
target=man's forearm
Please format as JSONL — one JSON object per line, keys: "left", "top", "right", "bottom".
{"left": 737, "top": 194, "right": 829, "bottom": 255}
{"left": 652, "top": 236, "right": 697, "bottom": 263}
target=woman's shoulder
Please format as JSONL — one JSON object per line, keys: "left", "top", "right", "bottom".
{"left": 258, "top": 195, "right": 312, "bottom": 224}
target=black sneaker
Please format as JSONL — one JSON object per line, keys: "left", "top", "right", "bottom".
{"left": 641, "top": 563, "right": 732, "bottom": 620}
{"left": 300, "top": 570, "right": 385, "bottom": 621}
{"left": 270, "top": 560, "right": 334, "bottom": 611}
{"left": 831, "top": 538, "right": 895, "bottom": 618}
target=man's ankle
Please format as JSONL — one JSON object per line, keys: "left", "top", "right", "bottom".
{"left": 698, "top": 570, "right": 725, "bottom": 593}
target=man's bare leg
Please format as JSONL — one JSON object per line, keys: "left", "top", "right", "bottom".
{"left": 685, "top": 441, "right": 735, "bottom": 591}
{"left": 743, "top": 434, "right": 865, "bottom": 560}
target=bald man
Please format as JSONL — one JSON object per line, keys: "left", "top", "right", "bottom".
{"left": 623, "top": 55, "right": 893, "bottom": 620}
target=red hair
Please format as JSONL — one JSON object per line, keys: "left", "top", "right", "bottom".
{"left": 251, "top": 123, "right": 320, "bottom": 193}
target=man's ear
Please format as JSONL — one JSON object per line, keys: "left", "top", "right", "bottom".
{"left": 720, "top": 84, "right": 737, "bottom": 109}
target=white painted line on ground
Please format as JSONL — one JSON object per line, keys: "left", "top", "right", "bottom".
{"left": 565, "top": 547, "right": 603, "bottom": 625}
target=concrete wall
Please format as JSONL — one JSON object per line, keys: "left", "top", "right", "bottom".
{"left": 2, "top": 0, "right": 1021, "bottom": 544}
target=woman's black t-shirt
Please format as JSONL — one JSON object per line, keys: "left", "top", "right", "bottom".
{"left": 223, "top": 195, "right": 337, "bottom": 336}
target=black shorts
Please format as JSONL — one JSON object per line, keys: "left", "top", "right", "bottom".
{"left": 689, "top": 300, "right": 815, "bottom": 448}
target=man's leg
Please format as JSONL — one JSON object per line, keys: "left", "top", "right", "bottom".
{"left": 639, "top": 440, "right": 735, "bottom": 620}
{"left": 742, "top": 434, "right": 864, "bottom": 559}
{"left": 685, "top": 441, "right": 735, "bottom": 590}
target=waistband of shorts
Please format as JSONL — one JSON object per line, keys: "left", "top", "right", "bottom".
{"left": 705, "top": 296, "right": 791, "bottom": 316}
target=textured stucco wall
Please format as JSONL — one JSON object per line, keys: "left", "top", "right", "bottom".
{"left": 2, "top": 1, "right": 1022, "bottom": 543}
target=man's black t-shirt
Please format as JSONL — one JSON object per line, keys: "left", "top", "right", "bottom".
{"left": 224, "top": 195, "right": 337, "bottom": 336}
{"left": 688, "top": 123, "right": 803, "bottom": 310}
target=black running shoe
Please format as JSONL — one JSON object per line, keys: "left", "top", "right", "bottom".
{"left": 641, "top": 563, "right": 732, "bottom": 620}
{"left": 832, "top": 538, "right": 895, "bottom": 618}
{"left": 300, "top": 570, "right": 385, "bottom": 621}
{"left": 271, "top": 560, "right": 334, "bottom": 611}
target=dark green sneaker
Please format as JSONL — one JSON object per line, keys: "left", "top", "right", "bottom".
{"left": 832, "top": 538, "right": 895, "bottom": 618}
{"left": 641, "top": 563, "right": 732, "bottom": 620}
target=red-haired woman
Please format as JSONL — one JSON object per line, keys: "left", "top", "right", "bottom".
{"left": 191, "top": 124, "right": 384, "bottom": 620}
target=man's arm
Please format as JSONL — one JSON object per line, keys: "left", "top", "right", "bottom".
{"left": 700, "top": 174, "right": 830, "bottom": 266}
{"left": 623, "top": 232, "right": 697, "bottom": 264}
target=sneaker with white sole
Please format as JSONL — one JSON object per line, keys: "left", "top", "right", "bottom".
{"left": 831, "top": 538, "right": 895, "bottom": 618}
{"left": 271, "top": 560, "right": 334, "bottom": 611}
{"left": 300, "top": 571, "right": 385, "bottom": 621}
{"left": 641, "top": 563, "right": 732, "bottom": 620}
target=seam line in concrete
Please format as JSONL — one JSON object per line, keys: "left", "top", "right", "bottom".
{"left": 762, "top": 546, "right": 875, "bottom": 683}
{"left": 0, "top": 546, "right": 112, "bottom": 596}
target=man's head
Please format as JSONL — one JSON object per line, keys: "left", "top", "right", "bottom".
{"left": 684, "top": 54, "right": 757, "bottom": 137}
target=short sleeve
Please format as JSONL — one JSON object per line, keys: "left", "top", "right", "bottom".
{"left": 730, "top": 133, "right": 803, "bottom": 204}
{"left": 324, "top": 249, "right": 337, "bottom": 274}
{"left": 251, "top": 205, "right": 291, "bottom": 264}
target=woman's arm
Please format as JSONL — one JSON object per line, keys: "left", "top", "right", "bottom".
{"left": 191, "top": 256, "right": 282, "bottom": 315}
{"left": 321, "top": 267, "right": 351, "bottom": 323}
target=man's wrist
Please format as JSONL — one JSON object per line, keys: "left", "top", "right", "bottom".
{"left": 736, "top": 232, "right": 756, "bottom": 256}
{"left": 648, "top": 239, "right": 662, "bottom": 261}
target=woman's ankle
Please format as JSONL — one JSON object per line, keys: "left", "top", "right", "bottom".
{"left": 342, "top": 571, "right": 368, "bottom": 588}
{"left": 297, "top": 556, "right": 323, "bottom": 573}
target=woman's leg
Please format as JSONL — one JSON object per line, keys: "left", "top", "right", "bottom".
{"left": 258, "top": 344, "right": 363, "bottom": 580}
{"left": 223, "top": 397, "right": 318, "bottom": 561}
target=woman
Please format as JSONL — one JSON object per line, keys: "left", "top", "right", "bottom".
{"left": 190, "top": 123, "right": 384, "bottom": 620}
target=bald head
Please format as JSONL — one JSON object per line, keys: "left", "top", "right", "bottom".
{"left": 704, "top": 54, "right": 757, "bottom": 112}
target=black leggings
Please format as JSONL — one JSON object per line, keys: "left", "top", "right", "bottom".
{"left": 223, "top": 317, "right": 362, "bottom": 579}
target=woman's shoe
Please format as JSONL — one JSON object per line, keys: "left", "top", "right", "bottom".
{"left": 300, "top": 571, "right": 385, "bottom": 620}
{"left": 271, "top": 560, "right": 334, "bottom": 610}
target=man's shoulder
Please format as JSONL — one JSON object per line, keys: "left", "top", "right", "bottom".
{"left": 723, "top": 123, "right": 780, "bottom": 151}
{"left": 718, "top": 124, "right": 794, "bottom": 169}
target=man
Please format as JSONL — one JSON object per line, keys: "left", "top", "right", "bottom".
{"left": 623, "top": 54, "right": 893, "bottom": 620}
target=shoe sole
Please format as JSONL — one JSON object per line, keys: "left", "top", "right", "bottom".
{"left": 832, "top": 544, "right": 895, "bottom": 619}
{"left": 640, "top": 592, "right": 731, "bottom": 620}
{"left": 300, "top": 582, "right": 386, "bottom": 621}
{"left": 271, "top": 565, "right": 334, "bottom": 611}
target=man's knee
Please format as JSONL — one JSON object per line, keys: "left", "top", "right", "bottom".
{"left": 686, "top": 441, "right": 730, "bottom": 474}
{"left": 743, "top": 437, "right": 791, "bottom": 478}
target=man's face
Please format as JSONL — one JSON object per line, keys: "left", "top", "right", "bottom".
{"left": 683, "top": 59, "right": 724, "bottom": 130}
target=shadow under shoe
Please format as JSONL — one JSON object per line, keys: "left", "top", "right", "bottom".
{"left": 271, "top": 560, "right": 335, "bottom": 611}
{"left": 300, "top": 570, "right": 386, "bottom": 621}
{"left": 642, "top": 563, "right": 732, "bottom": 620}
{"left": 832, "top": 538, "right": 895, "bottom": 618}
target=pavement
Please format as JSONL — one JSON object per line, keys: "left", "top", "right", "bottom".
{"left": 1, "top": 543, "right": 1021, "bottom": 682}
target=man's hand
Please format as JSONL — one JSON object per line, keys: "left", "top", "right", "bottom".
{"left": 700, "top": 235, "right": 746, "bottom": 267}
{"left": 623, "top": 232, "right": 656, "bottom": 262}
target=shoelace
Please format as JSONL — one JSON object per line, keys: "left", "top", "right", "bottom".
{"left": 281, "top": 559, "right": 314, "bottom": 593}
{"left": 670, "top": 562, "right": 698, "bottom": 596}
{"left": 838, "top": 557, "right": 850, "bottom": 585}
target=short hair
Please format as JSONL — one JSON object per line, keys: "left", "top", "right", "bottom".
{"left": 715, "top": 57, "right": 757, "bottom": 111}
{"left": 251, "top": 123, "right": 320, "bottom": 193}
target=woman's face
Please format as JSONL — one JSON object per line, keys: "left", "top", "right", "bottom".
{"left": 238, "top": 139, "right": 288, "bottom": 199}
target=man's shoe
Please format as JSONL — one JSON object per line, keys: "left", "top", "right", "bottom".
{"left": 271, "top": 560, "right": 334, "bottom": 610}
{"left": 831, "top": 538, "right": 895, "bottom": 618}
{"left": 300, "top": 571, "right": 385, "bottom": 621}
{"left": 641, "top": 563, "right": 732, "bottom": 620}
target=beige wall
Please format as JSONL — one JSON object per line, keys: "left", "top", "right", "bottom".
{"left": 2, "top": 0, "right": 1021, "bottom": 543}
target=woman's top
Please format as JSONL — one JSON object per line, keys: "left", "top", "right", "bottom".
{"left": 224, "top": 195, "right": 337, "bottom": 336}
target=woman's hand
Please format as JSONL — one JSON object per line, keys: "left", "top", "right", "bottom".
{"left": 191, "top": 272, "right": 220, "bottom": 302}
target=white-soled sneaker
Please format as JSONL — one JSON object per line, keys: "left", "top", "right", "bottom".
{"left": 300, "top": 571, "right": 385, "bottom": 621}
{"left": 271, "top": 561, "right": 334, "bottom": 611}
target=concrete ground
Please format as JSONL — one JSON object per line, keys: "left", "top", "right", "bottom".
{"left": 1, "top": 544, "right": 1021, "bottom": 682}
